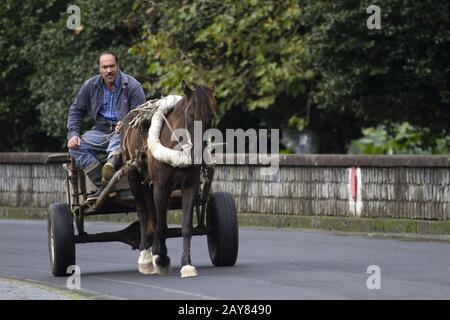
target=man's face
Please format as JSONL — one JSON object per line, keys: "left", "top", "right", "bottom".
{"left": 98, "top": 54, "right": 119, "bottom": 86}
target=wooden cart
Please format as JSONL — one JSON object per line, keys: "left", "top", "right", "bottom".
{"left": 46, "top": 154, "right": 238, "bottom": 276}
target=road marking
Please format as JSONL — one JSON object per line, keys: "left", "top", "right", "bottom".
{"left": 87, "top": 276, "right": 218, "bottom": 300}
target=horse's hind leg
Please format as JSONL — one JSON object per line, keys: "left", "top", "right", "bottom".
{"left": 180, "top": 179, "right": 200, "bottom": 278}
{"left": 152, "top": 183, "right": 171, "bottom": 275}
{"left": 128, "top": 166, "right": 153, "bottom": 274}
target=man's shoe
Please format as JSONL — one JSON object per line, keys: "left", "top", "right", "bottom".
{"left": 102, "top": 155, "right": 122, "bottom": 185}
{"left": 101, "top": 162, "right": 115, "bottom": 184}
{"left": 85, "top": 163, "right": 105, "bottom": 201}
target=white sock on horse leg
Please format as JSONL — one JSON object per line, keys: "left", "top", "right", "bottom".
{"left": 180, "top": 265, "right": 198, "bottom": 278}
{"left": 138, "top": 248, "right": 154, "bottom": 275}
{"left": 152, "top": 254, "right": 171, "bottom": 276}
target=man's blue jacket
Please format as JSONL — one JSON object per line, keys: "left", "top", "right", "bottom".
{"left": 67, "top": 71, "right": 146, "bottom": 139}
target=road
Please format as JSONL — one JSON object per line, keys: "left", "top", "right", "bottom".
{"left": 0, "top": 220, "right": 449, "bottom": 299}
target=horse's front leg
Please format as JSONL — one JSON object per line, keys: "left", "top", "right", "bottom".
{"left": 128, "top": 166, "right": 153, "bottom": 274}
{"left": 180, "top": 177, "right": 200, "bottom": 278}
{"left": 152, "top": 183, "right": 171, "bottom": 275}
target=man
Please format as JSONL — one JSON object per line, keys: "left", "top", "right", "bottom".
{"left": 67, "top": 51, "right": 146, "bottom": 200}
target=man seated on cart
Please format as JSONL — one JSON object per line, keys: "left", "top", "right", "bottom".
{"left": 67, "top": 51, "right": 146, "bottom": 200}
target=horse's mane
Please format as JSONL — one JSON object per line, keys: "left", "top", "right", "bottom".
{"left": 172, "top": 84, "right": 216, "bottom": 127}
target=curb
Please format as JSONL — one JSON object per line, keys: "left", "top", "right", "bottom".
{"left": 236, "top": 213, "right": 450, "bottom": 236}
{"left": 0, "top": 277, "right": 119, "bottom": 300}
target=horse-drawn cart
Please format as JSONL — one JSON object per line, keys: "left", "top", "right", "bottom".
{"left": 45, "top": 154, "right": 239, "bottom": 276}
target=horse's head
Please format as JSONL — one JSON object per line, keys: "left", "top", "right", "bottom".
{"left": 181, "top": 80, "right": 216, "bottom": 129}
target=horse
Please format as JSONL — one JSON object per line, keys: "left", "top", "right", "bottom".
{"left": 121, "top": 81, "right": 216, "bottom": 277}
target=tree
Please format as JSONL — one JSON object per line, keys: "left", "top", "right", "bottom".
{"left": 131, "top": 0, "right": 312, "bottom": 134}
{"left": 30, "top": 0, "right": 148, "bottom": 147}
{"left": 0, "top": 1, "right": 148, "bottom": 150}
{"left": 131, "top": 0, "right": 449, "bottom": 153}
{"left": 1, "top": 0, "right": 448, "bottom": 153}
{"left": 303, "top": 0, "right": 450, "bottom": 152}
{"left": 349, "top": 122, "right": 450, "bottom": 154}
{"left": 0, "top": 0, "right": 66, "bottom": 151}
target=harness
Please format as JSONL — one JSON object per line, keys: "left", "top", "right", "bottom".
{"left": 120, "top": 95, "right": 214, "bottom": 181}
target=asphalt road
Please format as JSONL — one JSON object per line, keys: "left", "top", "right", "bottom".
{"left": 0, "top": 220, "right": 449, "bottom": 300}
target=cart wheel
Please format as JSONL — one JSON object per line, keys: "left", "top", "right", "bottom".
{"left": 47, "top": 203, "right": 76, "bottom": 276}
{"left": 206, "top": 192, "right": 238, "bottom": 266}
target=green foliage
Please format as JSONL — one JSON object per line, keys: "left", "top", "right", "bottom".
{"left": 0, "top": 1, "right": 147, "bottom": 150}
{"left": 0, "top": 0, "right": 66, "bottom": 151}
{"left": 30, "top": 0, "right": 147, "bottom": 144}
{"left": 132, "top": 0, "right": 449, "bottom": 153}
{"left": 304, "top": 0, "right": 450, "bottom": 151}
{"left": 349, "top": 122, "right": 450, "bottom": 154}
{"left": 288, "top": 115, "right": 307, "bottom": 132}
{"left": 1, "top": 0, "right": 448, "bottom": 153}
{"left": 132, "top": 0, "right": 311, "bottom": 127}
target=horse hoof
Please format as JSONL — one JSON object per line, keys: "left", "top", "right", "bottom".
{"left": 138, "top": 248, "right": 153, "bottom": 275}
{"left": 152, "top": 255, "right": 171, "bottom": 276}
{"left": 138, "top": 263, "right": 154, "bottom": 275}
{"left": 180, "top": 265, "right": 198, "bottom": 278}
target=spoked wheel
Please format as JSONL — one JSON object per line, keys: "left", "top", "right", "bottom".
{"left": 206, "top": 192, "right": 239, "bottom": 266}
{"left": 47, "top": 203, "right": 76, "bottom": 276}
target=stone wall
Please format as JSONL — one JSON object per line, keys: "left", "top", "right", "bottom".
{"left": 212, "top": 165, "right": 449, "bottom": 220}
{"left": 0, "top": 155, "right": 66, "bottom": 207}
{"left": 0, "top": 153, "right": 449, "bottom": 221}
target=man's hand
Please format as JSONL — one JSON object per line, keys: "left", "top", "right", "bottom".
{"left": 115, "top": 121, "right": 122, "bottom": 134}
{"left": 68, "top": 136, "right": 81, "bottom": 149}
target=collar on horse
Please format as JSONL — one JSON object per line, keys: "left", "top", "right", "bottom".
{"left": 146, "top": 95, "right": 193, "bottom": 168}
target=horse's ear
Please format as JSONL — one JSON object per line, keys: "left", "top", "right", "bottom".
{"left": 181, "top": 80, "right": 193, "bottom": 96}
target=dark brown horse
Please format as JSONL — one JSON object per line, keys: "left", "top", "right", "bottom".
{"left": 122, "top": 81, "right": 216, "bottom": 277}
